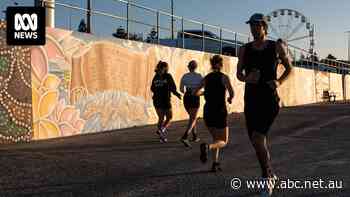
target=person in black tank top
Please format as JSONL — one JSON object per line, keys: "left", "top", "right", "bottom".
{"left": 237, "top": 13, "right": 292, "bottom": 195}
{"left": 194, "top": 55, "right": 234, "bottom": 172}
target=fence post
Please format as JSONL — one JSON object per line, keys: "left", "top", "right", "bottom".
{"left": 126, "top": 2, "right": 130, "bottom": 39}
{"left": 234, "top": 32, "right": 238, "bottom": 56}
{"left": 220, "top": 28, "right": 223, "bottom": 54}
{"left": 202, "top": 23, "right": 205, "bottom": 51}
{"left": 181, "top": 17, "right": 184, "bottom": 48}
{"left": 156, "top": 11, "right": 160, "bottom": 44}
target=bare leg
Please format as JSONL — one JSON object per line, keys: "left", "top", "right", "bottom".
{"left": 182, "top": 108, "right": 199, "bottom": 139}
{"left": 250, "top": 131, "right": 273, "bottom": 178}
{"left": 162, "top": 109, "right": 173, "bottom": 130}
{"left": 155, "top": 108, "right": 165, "bottom": 131}
{"left": 208, "top": 127, "right": 229, "bottom": 162}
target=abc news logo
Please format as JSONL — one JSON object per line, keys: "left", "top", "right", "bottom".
{"left": 6, "top": 7, "right": 45, "bottom": 45}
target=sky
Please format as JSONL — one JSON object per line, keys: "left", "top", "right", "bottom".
{"left": 1, "top": 0, "right": 350, "bottom": 60}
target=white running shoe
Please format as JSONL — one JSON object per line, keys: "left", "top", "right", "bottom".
{"left": 161, "top": 127, "right": 168, "bottom": 136}
{"left": 260, "top": 175, "right": 278, "bottom": 197}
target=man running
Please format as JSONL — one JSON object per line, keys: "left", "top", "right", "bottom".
{"left": 236, "top": 13, "right": 292, "bottom": 196}
{"left": 151, "top": 61, "right": 182, "bottom": 143}
{"left": 195, "top": 55, "right": 234, "bottom": 172}
{"left": 179, "top": 60, "right": 203, "bottom": 147}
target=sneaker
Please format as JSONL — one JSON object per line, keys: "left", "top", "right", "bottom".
{"left": 210, "top": 162, "right": 222, "bottom": 172}
{"left": 191, "top": 137, "right": 201, "bottom": 142}
{"left": 159, "top": 135, "right": 168, "bottom": 143}
{"left": 161, "top": 127, "right": 168, "bottom": 136}
{"left": 200, "top": 143, "right": 209, "bottom": 163}
{"left": 180, "top": 138, "right": 192, "bottom": 148}
{"left": 260, "top": 174, "right": 278, "bottom": 197}
{"left": 157, "top": 129, "right": 167, "bottom": 143}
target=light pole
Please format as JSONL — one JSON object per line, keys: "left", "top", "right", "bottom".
{"left": 87, "top": 0, "right": 91, "bottom": 33}
{"left": 346, "top": 31, "right": 350, "bottom": 62}
{"left": 171, "top": 0, "right": 174, "bottom": 40}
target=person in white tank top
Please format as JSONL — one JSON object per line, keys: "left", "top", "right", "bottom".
{"left": 179, "top": 60, "right": 203, "bottom": 147}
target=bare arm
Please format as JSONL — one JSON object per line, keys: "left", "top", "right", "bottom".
{"left": 168, "top": 74, "right": 182, "bottom": 99}
{"left": 236, "top": 46, "right": 246, "bottom": 82}
{"left": 194, "top": 78, "right": 205, "bottom": 96}
{"left": 275, "top": 40, "right": 292, "bottom": 85}
{"left": 222, "top": 75, "right": 234, "bottom": 104}
{"left": 179, "top": 75, "right": 185, "bottom": 93}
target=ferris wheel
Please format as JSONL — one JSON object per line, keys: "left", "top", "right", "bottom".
{"left": 266, "top": 9, "right": 315, "bottom": 56}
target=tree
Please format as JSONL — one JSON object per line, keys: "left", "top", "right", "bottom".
{"left": 112, "top": 26, "right": 127, "bottom": 39}
{"left": 146, "top": 27, "right": 158, "bottom": 43}
{"left": 78, "top": 19, "right": 87, "bottom": 33}
{"left": 326, "top": 54, "right": 337, "bottom": 60}
{"left": 129, "top": 33, "right": 143, "bottom": 41}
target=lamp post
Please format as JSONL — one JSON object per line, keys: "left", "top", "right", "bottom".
{"left": 86, "top": 0, "right": 91, "bottom": 33}
{"left": 346, "top": 31, "right": 350, "bottom": 62}
{"left": 171, "top": 0, "right": 174, "bottom": 39}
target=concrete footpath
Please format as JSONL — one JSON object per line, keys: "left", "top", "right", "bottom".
{"left": 0, "top": 104, "right": 349, "bottom": 197}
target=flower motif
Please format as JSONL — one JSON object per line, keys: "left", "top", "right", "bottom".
{"left": 31, "top": 34, "right": 86, "bottom": 140}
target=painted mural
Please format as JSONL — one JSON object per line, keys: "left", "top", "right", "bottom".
{"left": 0, "top": 20, "right": 32, "bottom": 143}
{"left": 0, "top": 22, "right": 348, "bottom": 142}
{"left": 28, "top": 27, "right": 243, "bottom": 140}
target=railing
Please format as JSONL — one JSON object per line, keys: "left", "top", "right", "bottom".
{"left": 45, "top": 0, "right": 350, "bottom": 74}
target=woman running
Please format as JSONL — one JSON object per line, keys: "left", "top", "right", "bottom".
{"left": 179, "top": 60, "right": 203, "bottom": 147}
{"left": 194, "top": 55, "right": 234, "bottom": 172}
{"left": 151, "top": 61, "right": 182, "bottom": 143}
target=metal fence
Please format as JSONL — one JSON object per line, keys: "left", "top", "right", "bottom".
{"left": 47, "top": 0, "right": 350, "bottom": 74}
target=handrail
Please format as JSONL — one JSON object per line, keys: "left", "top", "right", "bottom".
{"left": 49, "top": 0, "right": 350, "bottom": 71}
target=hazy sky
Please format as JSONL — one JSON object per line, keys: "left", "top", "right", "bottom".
{"left": 1, "top": 0, "right": 350, "bottom": 60}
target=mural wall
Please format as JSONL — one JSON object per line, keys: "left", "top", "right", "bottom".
{"left": 0, "top": 23, "right": 348, "bottom": 142}
{"left": 29, "top": 27, "right": 244, "bottom": 140}
{"left": 0, "top": 21, "right": 32, "bottom": 143}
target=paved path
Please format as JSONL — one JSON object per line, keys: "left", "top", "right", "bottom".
{"left": 0, "top": 104, "right": 349, "bottom": 197}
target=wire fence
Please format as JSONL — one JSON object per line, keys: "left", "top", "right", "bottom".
{"left": 44, "top": 0, "right": 350, "bottom": 74}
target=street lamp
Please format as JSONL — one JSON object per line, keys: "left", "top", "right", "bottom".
{"left": 87, "top": 0, "right": 91, "bottom": 33}
{"left": 171, "top": 0, "right": 174, "bottom": 40}
{"left": 346, "top": 31, "right": 350, "bottom": 62}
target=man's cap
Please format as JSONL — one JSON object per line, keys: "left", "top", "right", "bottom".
{"left": 246, "top": 13, "right": 268, "bottom": 24}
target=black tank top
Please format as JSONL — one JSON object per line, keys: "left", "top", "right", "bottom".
{"left": 243, "top": 40, "right": 278, "bottom": 83}
{"left": 204, "top": 71, "right": 226, "bottom": 108}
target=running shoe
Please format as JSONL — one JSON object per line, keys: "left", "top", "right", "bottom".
{"left": 210, "top": 162, "right": 222, "bottom": 172}
{"left": 260, "top": 174, "right": 278, "bottom": 197}
{"left": 200, "top": 143, "right": 209, "bottom": 163}
{"left": 191, "top": 137, "right": 201, "bottom": 142}
{"left": 161, "top": 127, "right": 168, "bottom": 136}
{"left": 156, "top": 129, "right": 167, "bottom": 143}
{"left": 180, "top": 138, "right": 192, "bottom": 148}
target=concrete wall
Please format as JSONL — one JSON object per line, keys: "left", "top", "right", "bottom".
{"left": 0, "top": 21, "right": 32, "bottom": 143}
{"left": 0, "top": 24, "right": 347, "bottom": 142}
{"left": 346, "top": 75, "right": 350, "bottom": 99}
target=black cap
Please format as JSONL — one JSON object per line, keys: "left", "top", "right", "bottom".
{"left": 246, "top": 13, "right": 268, "bottom": 24}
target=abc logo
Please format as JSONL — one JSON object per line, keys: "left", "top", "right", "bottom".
{"left": 15, "top": 13, "right": 38, "bottom": 31}
{"left": 14, "top": 13, "right": 38, "bottom": 39}
{"left": 6, "top": 7, "right": 45, "bottom": 45}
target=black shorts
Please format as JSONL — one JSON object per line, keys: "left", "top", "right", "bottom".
{"left": 244, "top": 84, "right": 280, "bottom": 138}
{"left": 203, "top": 104, "right": 228, "bottom": 129}
{"left": 184, "top": 92, "right": 200, "bottom": 109}
{"left": 153, "top": 99, "right": 171, "bottom": 110}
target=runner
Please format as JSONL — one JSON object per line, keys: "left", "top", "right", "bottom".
{"left": 236, "top": 13, "right": 292, "bottom": 196}
{"left": 151, "top": 61, "right": 182, "bottom": 143}
{"left": 194, "top": 55, "right": 234, "bottom": 172}
{"left": 179, "top": 60, "right": 203, "bottom": 148}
